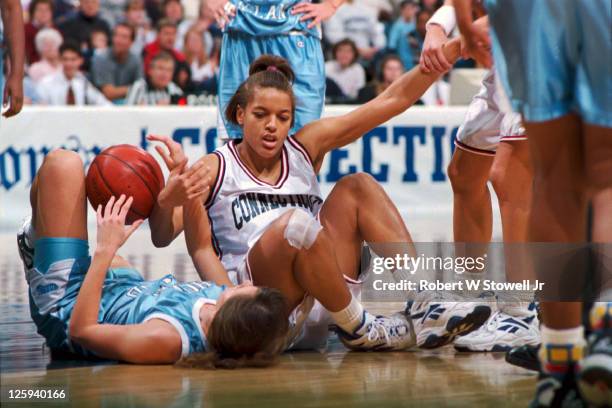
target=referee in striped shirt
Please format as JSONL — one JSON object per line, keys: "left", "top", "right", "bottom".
{"left": 126, "top": 51, "right": 183, "bottom": 105}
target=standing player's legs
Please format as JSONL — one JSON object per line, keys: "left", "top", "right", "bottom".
{"left": 448, "top": 148, "right": 494, "bottom": 243}
{"left": 580, "top": 123, "right": 612, "bottom": 405}
{"left": 523, "top": 115, "right": 587, "bottom": 386}
{"left": 246, "top": 209, "right": 415, "bottom": 351}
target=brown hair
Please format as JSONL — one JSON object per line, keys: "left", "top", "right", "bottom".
{"left": 225, "top": 55, "right": 296, "bottom": 128}
{"left": 182, "top": 27, "right": 208, "bottom": 67}
{"left": 332, "top": 38, "right": 359, "bottom": 65}
{"left": 176, "top": 287, "right": 289, "bottom": 369}
{"left": 28, "top": 0, "right": 54, "bottom": 19}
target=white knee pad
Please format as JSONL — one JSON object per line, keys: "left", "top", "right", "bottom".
{"left": 284, "top": 209, "right": 322, "bottom": 250}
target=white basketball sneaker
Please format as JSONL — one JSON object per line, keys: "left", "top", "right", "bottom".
{"left": 409, "top": 291, "right": 493, "bottom": 349}
{"left": 454, "top": 307, "right": 540, "bottom": 352}
{"left": 336, "top": 311, "right": 416, "bottom": 351}
{"left": 17, "top": 215, "right": 36, "bottom": 281}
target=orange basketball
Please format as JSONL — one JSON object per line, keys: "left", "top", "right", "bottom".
{"left": 86, "top": 145, "right": 164, "bottom": 224}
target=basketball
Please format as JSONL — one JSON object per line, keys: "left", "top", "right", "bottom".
{"left": 86, "top": 145, "right": 164, "bottom": 224}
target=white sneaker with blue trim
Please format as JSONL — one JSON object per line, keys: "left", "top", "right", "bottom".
{"left": 454, "top": 308, "right": 540, "bottom": 352}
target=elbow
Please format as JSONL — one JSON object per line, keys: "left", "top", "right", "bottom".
{"left": 151, "top": 234, "right": 172, "bottom": 248}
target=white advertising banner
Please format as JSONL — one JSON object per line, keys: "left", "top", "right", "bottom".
{"left": 0, "top": 106, "right": 496, "bottom": 240}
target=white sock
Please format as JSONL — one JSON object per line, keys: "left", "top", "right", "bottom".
{"left": 539, "top": 325, "right": 586, "bottom": 374}
{"left": 330, "top": 295, "right": 365, "bottom": 333}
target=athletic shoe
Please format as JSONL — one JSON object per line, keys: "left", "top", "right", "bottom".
{"left": 17, "top": 215, "right": 35, "bottom": 280}
{"left": 506, "top": 344, "right": 541, "bottom": 372}
{"left": 530, "top": 369, "right": 586, "bottom": 408}
{"left": 578, "top": 302, "right": 612, "bottom": 407}
{"left": 336, "top": 311, "right": 416, "bottom": 351}
{"left": 408, "top": 291, "right": 492, "bottom": 349}
{"left": 454, "top": 310, "right": 540, "bottom": 352}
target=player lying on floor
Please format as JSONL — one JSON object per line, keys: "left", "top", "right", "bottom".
{"left": 148, "top": 18, "right": 492, "bottom": 353}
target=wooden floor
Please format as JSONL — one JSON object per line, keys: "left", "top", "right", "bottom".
{"left": 1, "top": 346, "right": 536, "bottom": 408}
{"left": 0, "top": 231, "right": 537, "bottom": 407}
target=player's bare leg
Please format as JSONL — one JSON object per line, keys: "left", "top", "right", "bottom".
{"left": 579, "top": 123, "right": 612, "bottom": 405}
{"left": 448, "top": 148, "right": 495, "bottom": 243}
{"left": 247, "top": 210, "right": 415, "bottom": 351}
{"left": 18, "top": 149, "right": 88, "bottom": 276}
{"left": 318, "top": 173, "right": 415, "bottom": 280}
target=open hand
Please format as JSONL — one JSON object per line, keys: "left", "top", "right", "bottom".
{"left": 291, "top": 2, "right": 338, "bottom": 29}
{"left": 96, "top": 195, "right": 143, "bottom": 252}
{"left": 2, "top": 73, "right": 24, "bottom": 118}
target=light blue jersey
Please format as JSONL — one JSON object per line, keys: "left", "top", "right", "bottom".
{"left": 226, "top": 0, "right": 320, "bottom": 38}
{"left": 29, "top": 238, "right": 227, "bottom": 358}
{"left": 485, "top": 0, "right": 612, "bottom": 127}
{"left": 218, "top": 0, "right": 326, "bottom": 139}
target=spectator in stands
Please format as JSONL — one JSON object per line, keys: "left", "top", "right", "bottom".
{"left": 407, "top": 9, "right": 431, "bottom": 68}
{"left": 91, "top": 23, "right": 143, "bottom": 103}
{"left": 90, "top": 27, "right": 110, "bottom": 55}
{"left": 99, "top": 0, "right": 130, "bottom": 27}
{"left": 125, "top": 51, "right": 183, "bottom": 105}
{"left": 28, "top": 28, "right": 63, "bottom": 82}
{"left": 356, "top": 53, "right": 404, "bottom": 103}
{"left": 178, "top": 0, "right": 221, "bottom": 57}
{"left": 183, "top": 27, "right": 216, "bottom": 85}
{"left": 324, "top": 0, "right": 386, "bottom": 63}
{"left": 387, "top": 0, "right": 417, "bottom": 70}
{"left": 325, "top": 38, "right": 365, "bottom": 101}
{"left": 37, "top": 41, "right": 111, "bottom": 105}
{"left": 124, "top": 0, "right": 156, "bottom": 55}
{"left": 58, "top": 0, "right": 111, "bottom": 56}
{"left": 142, "top": 19, "right": 186, "bottom": 73}
{"left": 25, "top": 0, "right": 55, "bottom": 64}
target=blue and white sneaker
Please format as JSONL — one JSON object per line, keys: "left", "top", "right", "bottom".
{"left": 578, "top": 302, "right": 612, "bottom": 407}
{"left": 16, "top": 215, "right": 35, "bottom": 281}
{"left": 336, "top": 311, "right": 416, "bottom": 351}
{"left": 454, "top": 309, "right": 540, "bottom": 352}
{"left": 409, "top": 292, "right": 492, "bottom": 349}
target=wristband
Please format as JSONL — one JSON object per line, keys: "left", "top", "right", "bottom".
{"left": 426, "top": 5, "right": 456, "bottom": 37}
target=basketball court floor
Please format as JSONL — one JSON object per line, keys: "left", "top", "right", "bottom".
{"left": 0, "top": 229, "right": 536, "bottom": 407}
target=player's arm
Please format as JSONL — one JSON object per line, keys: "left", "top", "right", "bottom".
{"left": 420, "top": 0, "right": 455, "bottom": 73}
{"left": 0, "top": 0, "right": 25, "bottom": 117}
{"left": 183, "top": 189, "right": 234, "bottom": 287}
{"left": 291, "top": 0, "right": 345, "bottom": 29}
{"left": 147, "top": 135, "right": 192, "bottom": 247}
{"left": 295, "top": 38, "right": 462, "bottom": 171}
{"left": 454, "top": 0, "right": 491, "bottom": 67}
{"left": 70, "top": 196, "right": 182, "bottom": 364}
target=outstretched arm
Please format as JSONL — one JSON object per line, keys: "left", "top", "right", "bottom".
{"left": 295, "top": 37, "right": 462, "bottom": 171}
{"left": 69, "top": 196, "right": 182, "bottom": 363}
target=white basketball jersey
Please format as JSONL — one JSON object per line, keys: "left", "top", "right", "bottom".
{"left": 206, "top": 138, "right": 323, "bottom": 272}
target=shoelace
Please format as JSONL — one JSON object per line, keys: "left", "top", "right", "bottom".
{"left": 367, "top": 319, "right": 391, "bottom": 344}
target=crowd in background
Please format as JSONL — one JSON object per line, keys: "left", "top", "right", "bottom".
{"left": 2, "top": 0, "right": 475, "bottom": 107}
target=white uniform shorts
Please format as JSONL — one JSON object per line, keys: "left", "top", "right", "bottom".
{"left": 455, "top": 70, "right": 526, "bottom": 156}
